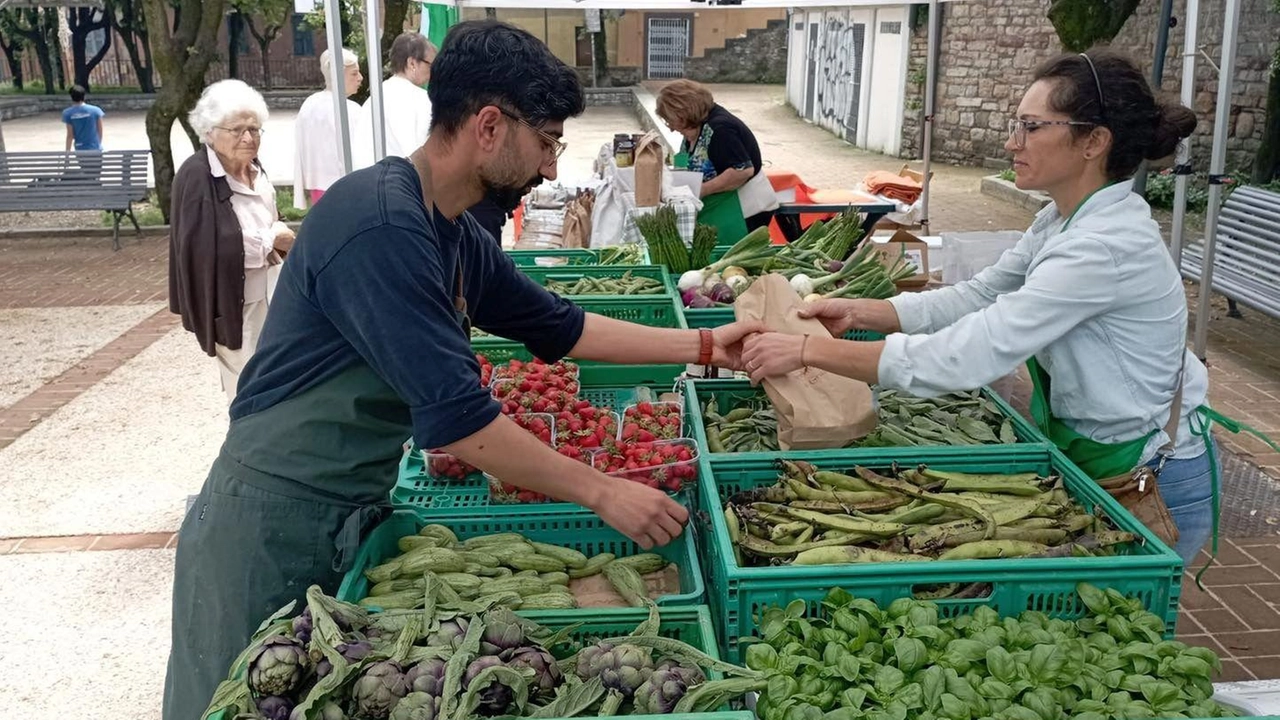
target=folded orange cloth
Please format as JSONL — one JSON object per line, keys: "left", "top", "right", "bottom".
{"left": 864, "top": 170, "right": 923, "bottom": 205}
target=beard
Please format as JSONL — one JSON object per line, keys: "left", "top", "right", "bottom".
{"left": 480, "top": 140, "right": 542, "bottom": 212}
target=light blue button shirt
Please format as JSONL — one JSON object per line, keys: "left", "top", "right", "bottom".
{"left": 879, "top": 180, "right": 1209, "bottom": 462}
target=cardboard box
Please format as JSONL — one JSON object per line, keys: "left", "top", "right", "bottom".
{"left": 874, "top": 230, "right": 930, "bottom": 288}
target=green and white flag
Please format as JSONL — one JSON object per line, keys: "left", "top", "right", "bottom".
{"left": 422, "top": 2, "right": 458, "bottom": 47}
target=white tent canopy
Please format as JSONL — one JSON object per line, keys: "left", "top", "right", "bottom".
{"left": 322, "top": 0, "right": 945, "bottom": 229}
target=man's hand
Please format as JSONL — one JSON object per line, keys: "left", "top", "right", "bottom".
{"left": 711, "top": 320, "right": 765, "bottom": 370}
{"left": 797, "top": 298, "right": 861, "bottom": 337}
{"left": 589, "top": 477, "right": 689, "bottom": 549}
{"left": 741, "top": 331, "right": 808, "bottom": 385}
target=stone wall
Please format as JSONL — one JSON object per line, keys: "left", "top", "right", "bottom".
{"left": 0, "top": 90, "right": 315, "bottom": 121}
{"left": 900, "top": 0, "right": 1279, "bottom": 174}
{"left": 686, "top": 19, "right": 788, "bottom": 84}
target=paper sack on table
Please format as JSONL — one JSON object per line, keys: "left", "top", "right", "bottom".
{"left": 734, "top": 273, "right": 877, "bottom": 449}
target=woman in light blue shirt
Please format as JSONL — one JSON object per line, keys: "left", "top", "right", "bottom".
{"left": 742, "top": 49, "right": 1213, "bottom": 564}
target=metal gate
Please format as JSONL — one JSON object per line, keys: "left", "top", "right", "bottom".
{"left": 647, "top": 17, "right": 690, "bottom": 79}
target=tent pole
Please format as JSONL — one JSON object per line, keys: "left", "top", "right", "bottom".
{"left": 919, "top": 0, "right": 939, "bottom": 234}
{"left": 1168, "top": 0, "right": 1198, "bottom": 267}
{"left": 323, "top": 0, "right": 352, "bottom": 175}
{"left": 1193, "top": 0, "right": 1242, "bottom": 359}
{"left": 365, "top": 0, "right": 386, "bottom": 163}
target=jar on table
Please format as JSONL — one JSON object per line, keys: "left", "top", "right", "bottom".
{"left": 613, "top": 134, "right": 635, "bottom": 167}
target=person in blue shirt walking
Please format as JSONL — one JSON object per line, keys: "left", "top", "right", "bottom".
{"left": 62, "top": 85, "right": 104, "bottom": 152}
{"left": 62, "top": 85, "right": 105, "bottom": 183}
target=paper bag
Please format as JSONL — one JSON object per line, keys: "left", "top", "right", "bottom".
{"left": 633, "top": 131, "right": 664, "bottom": 208}
{"left": 734, "top": 274, "right": 878, "bottom": 449}
{"left": 561, "top": 203, "right": 585, "bottom": 249}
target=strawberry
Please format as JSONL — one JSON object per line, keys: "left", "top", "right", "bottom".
{"left": 426, "top": 450, "right": 477, "bottom": 482}
{"left": 623, "top": 402, "right": 682, "bottom": 441}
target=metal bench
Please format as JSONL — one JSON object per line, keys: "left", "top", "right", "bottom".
{"left": 1179, "top": 185, "right": 1280, "bottom": 318}
{"left": 0, "top": 150, "right": 149, "bottom": 250}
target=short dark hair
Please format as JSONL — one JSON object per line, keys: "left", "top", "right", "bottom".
{"left": 1034, "top": 49, "right": 1197, "bottom": 181}
{"left": 427, "top": 20, "right": 585, "bottom": 138}
{"left": 389, "top": 32, "right": 433, "bottom": 75}
{"left": 70, "top": 85, "right": 86, "bottom": 103}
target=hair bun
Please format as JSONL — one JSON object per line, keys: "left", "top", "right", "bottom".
{"left": 1146, "top": 102, "right": 1198, "bottom": 160}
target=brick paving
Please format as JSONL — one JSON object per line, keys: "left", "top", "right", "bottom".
{"left": 1178, "top": 538, "right": 1280, "bottom": 681}
{"left": 0, "top": 236, "right": 169, "bottom": 308}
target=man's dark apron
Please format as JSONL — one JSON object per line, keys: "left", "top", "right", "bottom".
{"left": 163, "top": 261, "right": 473, "bottom": 719}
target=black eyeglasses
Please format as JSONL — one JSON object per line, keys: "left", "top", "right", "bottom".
{"left": 496, "top": 107, "right": 567, "bottom": 160}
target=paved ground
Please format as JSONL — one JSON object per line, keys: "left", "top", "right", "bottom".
{"left": 2, "top": 89, "right": 1280, "bottom": 715}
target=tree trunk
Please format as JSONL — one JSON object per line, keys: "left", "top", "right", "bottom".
{"left": 382, "top": 0, "right": 408, "bottom": 60}
{"left": 1254, "top": 64, "right": 1280, "bottom": 184}
{"left": 46, "top": 9, "right": 66, "bottom": 91}
{"left": 243, "top": 15, "right": 275, "bottom": 91}
{"left": 107, "top": 0, "right": 156, "bottom": 92}
{"left": 0, "top": 35, "right": 23, "bottom": 90}
{"left": 592, "top": 25, "right": 607, "bottom": 86}
{"left": 70, "top": 8, "right": 112, "bottom": 91}
{"left": 144, "top": 0, "right": 227, "bottom": 221}
{"left": 228, "top": 11, "right": 240, "bottom": 78}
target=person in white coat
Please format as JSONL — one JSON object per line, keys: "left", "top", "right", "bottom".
{"left": 741, "top": 49, "right": 1216, "bottom": 565}
{"left": 293, "top": 47, "right": 363, "bottom": 209}
{"left": 354, "top": 32, "right": 435, "bottom": 167}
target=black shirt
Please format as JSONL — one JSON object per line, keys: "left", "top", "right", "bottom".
{"left": 230, "top": 157, "right": 585, "bottom": 454}
{"left": 705, "top": 104, "right": 763, "bottom": 177}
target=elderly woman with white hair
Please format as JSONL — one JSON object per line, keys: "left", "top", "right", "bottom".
{"left": 293, "top": 46, "right": 363, "bottom": 208}
{"left": 168, "top": 79, "right": 295, "bottom": 404}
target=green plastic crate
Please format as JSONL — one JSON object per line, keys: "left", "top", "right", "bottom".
{"left": 694, "top": 445, "right": 1182, "bottom": 663}
{"left": 506, "top": 247, "right": 651, "bottom": 267}
{"left": 472, "top": 295, "right": 687, "bottom": 340}
{"left": 680, "top": 304, "right": 887, "bottom": 341}
{"left": 521, "top": 265, "right": 678, "bottom": 299}
{"left": 393, "top": 381, "right": 692, "bottom": 513}
{"left": 469, "top": 340, "right": 685, "bottom": 388}
{"left": 336, "top": 509, "right": 705, "bottom": 607}
{"left": 683, "top": 378, "right": 1049, "bottom": 456}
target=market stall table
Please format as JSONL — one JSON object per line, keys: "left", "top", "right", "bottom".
{"left": 772, "top": 192, "right": 897, "bottom": 244}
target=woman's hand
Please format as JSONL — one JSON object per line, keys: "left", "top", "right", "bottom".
{"left": 710, "top": 320, "right": 765, "bottom": 370}
{"left": 741, "top": 331, "right": 808, "bottom": 385}
{"left": 272, "top": 222, "right": 296, "bottom": 255}
{"left": 590, "top": 477, "right": 689, "bottom": 549}
{"left": 799, "top": 298, "right": 900, "bottom": 336}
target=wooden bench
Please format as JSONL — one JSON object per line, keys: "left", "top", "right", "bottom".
{"left": 1180, "top": 185, "right": 1280, "bottom": 318}
{"left": 0, "top": 150, "right": 149, "bottom": 250}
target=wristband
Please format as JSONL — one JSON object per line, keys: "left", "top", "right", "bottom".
{"left": 698, "top": 328, "right": 714, "bottom": 366}
{"left": 801, "top": 333, "right": 810, "bottom": 369}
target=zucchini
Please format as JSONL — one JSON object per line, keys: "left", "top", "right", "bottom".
{"left": 398, "top": 548, "right": 466, "bottom": 576}
{"left": 520, "top": 592, "right": 578, "bottom": 609}
{"left": 398, "top": 535, "right": 443, "bottom": 553}
{"left": 364, "top": 559, "right": 403, "bottom": 585}
{"left": 370, "top": 578, "right": 423, "bottom": 596}
{"left": 418, "top": 524, "right": 459, "bottom": 546}
{"left": 603, "top": 562, "right": 651, "bottom": 607}
{"left": 614, "top": 553, "right": 668, "bottom": 575}
{"left": 539, "top": 571, "right": 570, "bottom": 587}
{"left": 438, "top": 572, "right": 485, "bottom": 595}
{"left": 530, "top": 542, "right": 589, "bottom": 569}
{"left": 484, "top": 576, "right": 552, "bottom": 597}
{"left": 568, "top": 552, "right": 616, "bottom": 579}
{"left": 508, "top": 553, "right": 567, "bottom": 573}
{"left": 462, "top": 533, "right": 528, "bottom": 549}
{"left": 359, "top": 590, "right": 421, "bottom": 610}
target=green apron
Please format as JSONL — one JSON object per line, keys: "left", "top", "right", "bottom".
{"left": 1026, "top": 356, "right": 1156, "bottom": 480}
{"left": 164, "top": 259, "right": 473, "bottom": 719}
{"left": 697, "top": 190, "right": 750, "bottom": 246}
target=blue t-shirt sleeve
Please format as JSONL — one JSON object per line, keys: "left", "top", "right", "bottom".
{"left": 92, "top": 106, "right": 105, "bottom": 119}
{"left": 469, "top": 240, "right": 586, "bottom": 362}
{"left": 312, "top": 224, "right": 500, "bottom": 450}
{"left": 61, "top": 108, "right": 72, "bottom": 124}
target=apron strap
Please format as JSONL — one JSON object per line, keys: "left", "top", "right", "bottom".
{"left": 333, "top": 503, "right": 392, "bottom": 573}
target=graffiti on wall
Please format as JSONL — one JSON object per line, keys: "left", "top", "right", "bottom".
{"left": 814, "top": 14, "right": 864, "bottom": 142}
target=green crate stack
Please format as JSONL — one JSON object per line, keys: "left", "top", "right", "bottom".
{"left": 506, "top": 247, "right": 651, "bottom": 267}
{"left": 336, "top": 508, "right": 705, "bottom": 607}
{"left": 683, "top": 378, "right": 1050, "bottom": 457}
{"left": 694, "top": 445, "right": 1183, "bottom": 663}
{"left": 394, "top": 381, "right": 692, "bottom": 513}
{"left": 520, "top": 264, "right": 679, "bottom": 299}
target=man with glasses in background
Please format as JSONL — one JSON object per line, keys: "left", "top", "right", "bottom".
{"left": 355, "top": 32, "right": 437, "bottom": 167}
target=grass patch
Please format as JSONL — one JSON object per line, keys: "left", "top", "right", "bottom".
{"left": 101, "top": 186, "right": 308, "bottom": 227}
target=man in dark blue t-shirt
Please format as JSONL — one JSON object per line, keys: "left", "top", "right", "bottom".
{"left": 163, "top": 20, "right": 761, "bottom": 718}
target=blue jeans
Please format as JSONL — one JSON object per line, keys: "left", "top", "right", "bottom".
{"left": 1143, "top": 440, "right": 1217, "bottom": 565}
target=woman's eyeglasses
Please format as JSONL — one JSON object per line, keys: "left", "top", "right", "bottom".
{"left": 216, "top": 126, "right": 264, "bottom": 139}
{"left": 1006, "top": 118, "right": 1094, "bottom": 149}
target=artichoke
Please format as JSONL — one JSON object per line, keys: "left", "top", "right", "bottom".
{"left": 425, "top": 617, "right": 470, "bottom": 650}
{"left": 292, "top": 608, "right": 314, "bottom": 645}
{"left": 256, "top": 695, "right": 295, "bottom": 720}
{"left": 480, "top": 612, "right": 527, "bottom": 656}
{"left": 654, "top": 659, "right": 705, "bottom": 686}
{"left": 504, "top": 646, "right": 562, "bottom": 700}
{"left": 634, "top": 666, "right": 701, "bottom": 713}
{"left": 575, "top": 643, "right": 653, "bottom": 699}
{"left": 405, "top": 658, "right": 447, "bottom": 697}
{"left": 248, "top": 635, "right": 311, "bottom": 698}
{"left": 350, "top": 661, "right": 410, "bottom": 720}
{"left": 464, "top": 656, "right": 515, "bottom": 716}
{"left": 316, "top": 639, "right": 375, "bottom": 678}
{"left": 290, "top": 701, "right": 346, "bottom": 720}
{"left": 389, "top": 692, "right": 440, "bottom": 720}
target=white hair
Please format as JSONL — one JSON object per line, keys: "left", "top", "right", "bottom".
{"left": 188, "top": 79, "right": 269, "bottom": 143}
{"left": 320, "top": 47, "right": 360, "bottom": 91}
